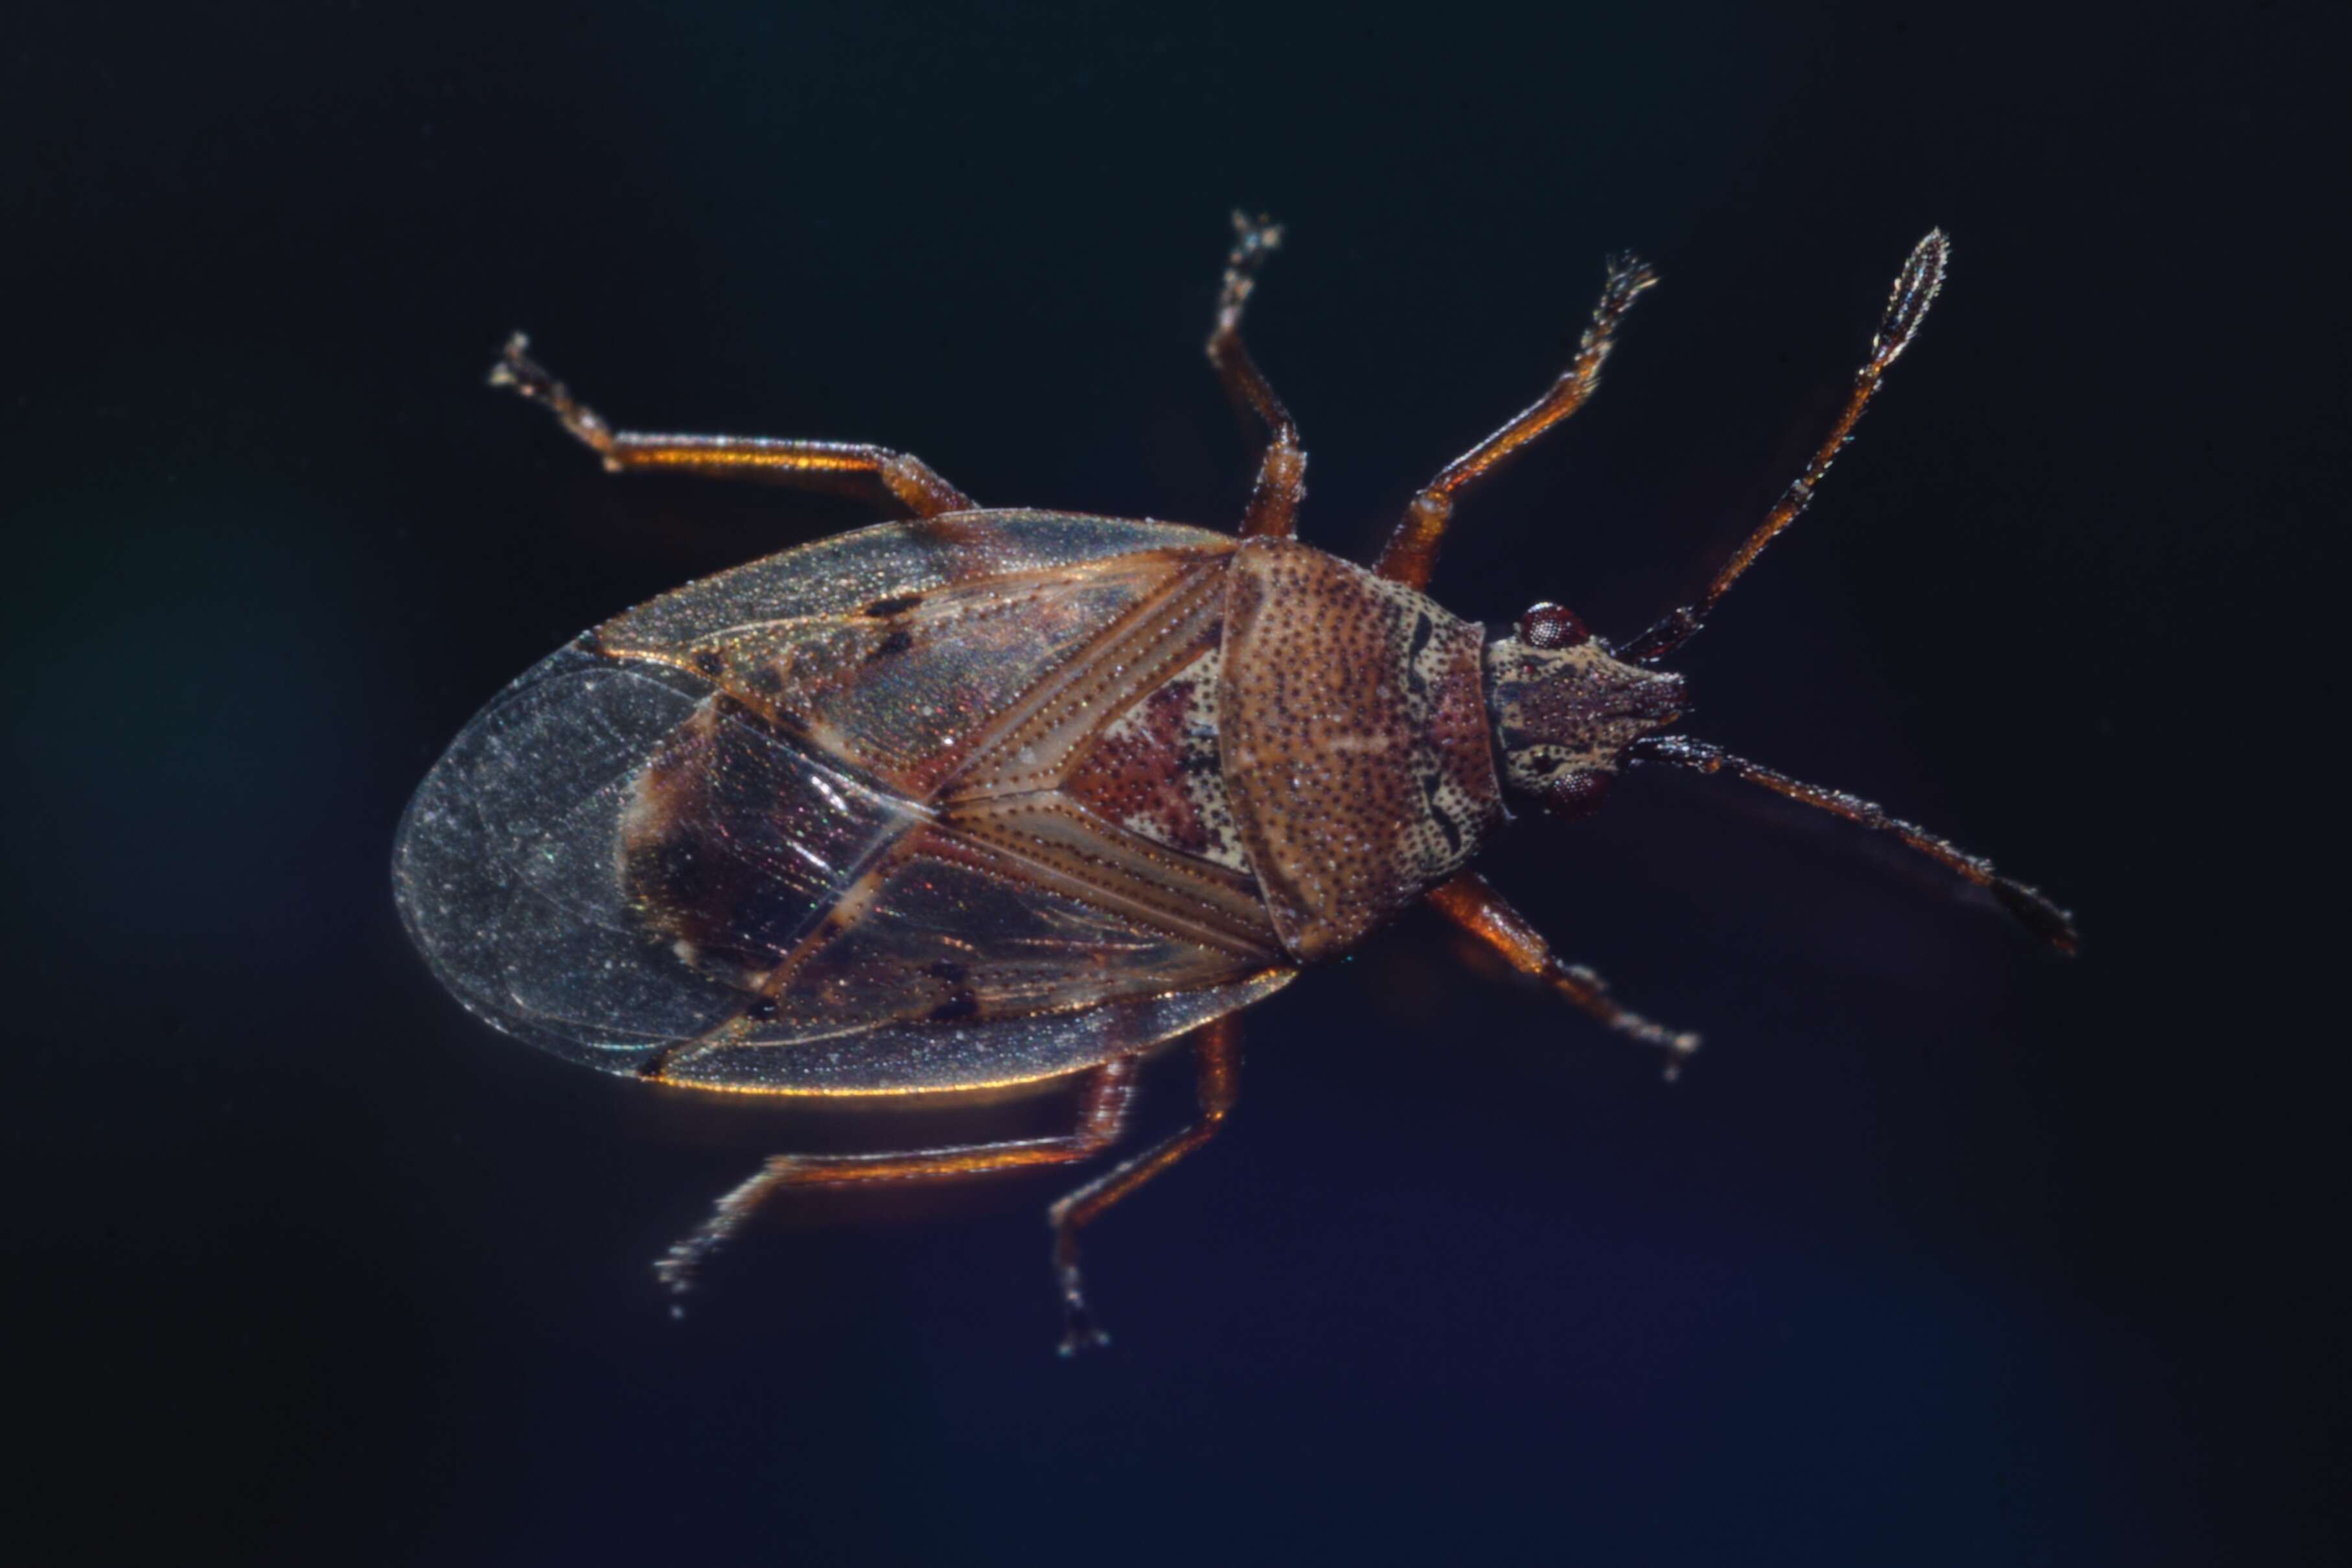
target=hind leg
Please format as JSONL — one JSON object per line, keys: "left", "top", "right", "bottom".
{"left": 490, "top": 334, "right": 974, "bottom": 516}
{"left": 654, "top": 1057, "right": 1140, "bottom": 1303}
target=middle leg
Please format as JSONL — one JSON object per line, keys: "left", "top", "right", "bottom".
{"left": 1424, "top": 871, "right": 1701, "bottom": 1078}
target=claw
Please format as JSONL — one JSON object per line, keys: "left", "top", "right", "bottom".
{"left": 1052, "top": 1243, "right": 1114, "bottom": 1357}
{"left": 486, "top": 331, "right": 545, "bottom": 393}
{"left": 1057, "top": 1297, "right": 1112, "bottom": 1357}
{"left": 486, "top": 330, "right": 612, "bottom": 452}
{"left": 1216, "top": 210, "right": 1286, "bottom": 332}
{"left": 1659, "top": 1031, "right": 1702, "bottom": 1083}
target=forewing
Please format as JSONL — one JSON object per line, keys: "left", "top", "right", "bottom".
{"left": 597, "top": 509, "right": 1228, "bottom": 651}
{"left": 598, "top": 511, "right": 1234, "bottom": 798}
{"left": 396, "top": 513, "right": 1283, "bottom": 1092}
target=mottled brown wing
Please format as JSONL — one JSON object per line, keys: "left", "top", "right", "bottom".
{"left": 395, "top": 511, "right": 1292, "bottom": 1094}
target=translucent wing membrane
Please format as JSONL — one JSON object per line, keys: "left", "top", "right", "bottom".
{"left": 394, "top": 643, "right": 748, "bottom": 1066}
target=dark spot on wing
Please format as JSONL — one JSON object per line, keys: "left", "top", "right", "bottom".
{"left": 864, "top": 593, "right": 925, "bottom": 617}
{"left": 928, "top": 992, "right": 980, "bottom": 1022}
{"left": 867, "top": 628, "right": 914, "bottom": 662}
{"left": 691, "top": 649, "right": 724, "bottom": 676}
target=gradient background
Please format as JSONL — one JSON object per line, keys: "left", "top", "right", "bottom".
{"left": 9, "top": 3, "right": 2338, "bottom": 1562}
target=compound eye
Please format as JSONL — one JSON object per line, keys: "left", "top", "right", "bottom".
{"left": 1516, "top": 602, "right": 1590, "bottom": 649}
{"left": 1537, "top": 768, "right": 1613, "bottom": 822}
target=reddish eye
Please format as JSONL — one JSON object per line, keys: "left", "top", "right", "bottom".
{"left": 1538, "top": 770, "right": 1613, "bottom": 822}
{"left": 1516, "top": 602, "right": 1589, "bottom": 649}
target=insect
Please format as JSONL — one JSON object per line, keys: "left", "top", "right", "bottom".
{"left": 395, "top": 215, "right": 2075, "bottom": 1353}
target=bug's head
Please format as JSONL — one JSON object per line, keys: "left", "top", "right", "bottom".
{"left": 1484, "top": 603, "right": 1686, "bottom": 822}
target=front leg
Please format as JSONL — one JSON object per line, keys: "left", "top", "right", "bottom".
{"left": 1424, "top": 871, "right": 1701, "bottom": 1079}
{"left": 490, "top": 334, "right": 975, "bottom": 517}
{"left": 1372, "top": 255, "right": 1655, "bottom": 589}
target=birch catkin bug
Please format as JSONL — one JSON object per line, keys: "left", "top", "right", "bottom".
{"left": 395, "top": 216, "right": 2075, "bottom": 1353}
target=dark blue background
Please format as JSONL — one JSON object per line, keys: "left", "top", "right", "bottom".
{"left": 9, "top": 3, "right": 2338, "bottom": 1562}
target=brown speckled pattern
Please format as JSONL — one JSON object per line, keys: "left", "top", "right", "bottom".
{"left": 1217, "top": 539, "right": 1502, "bottom": 960}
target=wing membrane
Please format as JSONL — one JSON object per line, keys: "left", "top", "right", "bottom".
{"left": 397, "top": 513, "right": 1293, "bottom": 1092}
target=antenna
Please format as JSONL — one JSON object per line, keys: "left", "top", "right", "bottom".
{"left": 1622, "top": 230, "right": 1950, "bottom": 665}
